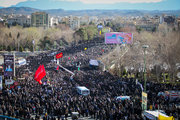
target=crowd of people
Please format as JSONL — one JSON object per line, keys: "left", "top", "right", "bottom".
{"left": 0, "top": 40, "right": 179, "bottom": 120}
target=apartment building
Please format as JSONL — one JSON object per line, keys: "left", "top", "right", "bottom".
{"left": 31, "top": 12, "right": 49, "bottom": 28}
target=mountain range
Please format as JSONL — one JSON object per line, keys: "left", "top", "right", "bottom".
{"left": 0, "top": 7, "right": 180, "bottom": 17}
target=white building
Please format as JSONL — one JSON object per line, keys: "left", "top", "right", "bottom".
{"left": 160, "top": 14, "right": 165, "bottom": 24}
{"left": 7, "top": 15, "right": 31, "bottom": 27}
{"left": 49, "top": 17, "right": 59, "bottom": 27}
{"left": 70, "top": 19, "right": 80, "bottom": 30}
{"left": 69, "top": 16, "right": 80, "bottom": 30}
{"left": 89, "top": 16, "right": 98, "bottom": 24}
{"left": 80, "top": 16, "right": 89, "bottom": 25}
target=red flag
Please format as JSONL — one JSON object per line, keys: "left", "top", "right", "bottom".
{"left": 34, "top": 65, "right": 46, "bottom": 84}
{"left": 56, "top": 65, "right": 59, "bottom": 70}
{"left": 56, "top": 52, "right": 63, "bottom": 59}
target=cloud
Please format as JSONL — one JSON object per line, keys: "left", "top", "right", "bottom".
{"left": 0, "top": 0, "right": 35, "bottom": 7}
{"left": 54, "top": 0, "right": 163, "bottom": 4}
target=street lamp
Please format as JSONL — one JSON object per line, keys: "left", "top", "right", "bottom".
{"left": 142, "top": 45, "right": 149, "bottom": 92}
{"left": 32, "top": 40, "right": 35, "bottom": 53}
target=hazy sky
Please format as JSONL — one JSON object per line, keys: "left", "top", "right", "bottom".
{"left": 0, "top": 0, "right": 180, "bottom": 10}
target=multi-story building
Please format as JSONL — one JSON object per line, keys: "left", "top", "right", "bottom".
{"left": 31, "top": 12, "right": 49, "bottom": 28}
{"left": 80, "top": 16, "right": 89, "bottom": 25}
{"left": 160, "top": 14, "right": 175, "bottom": 25}
{"left": 164, "top": 15, "right": 175, "bottom": 25}
{"left": 7, "top": 15, "right": 31, "bottom": 27}
{"left": 60, "top": 16, "right": 69, "bottom": 25}
{"left": 89, "top": 16, "right": 98, "bottom": 25}
{"left": 49, "top": 17, "right": 58, "bottom": 27}
{"left": 70, "top": 17, "right": 80, "bottom": 30}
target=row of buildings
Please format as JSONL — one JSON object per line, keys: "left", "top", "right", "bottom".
{"left": 4, "top": 12, "right": 58, "bottom": 28}
{"left": 0, "top": 12, "right": 180, "bottom": 30}
{"left": 0, "top": 12, "right": 108, "bottom": 29}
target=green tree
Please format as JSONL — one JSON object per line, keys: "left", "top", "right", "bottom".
{"left": 7, "top": 45, "right": 12, "bottom": 52}
{"left": 9, "top": 32, "right": 12, "bottom": 38}
{"left": 151, "top": 27, "right": 157, "bottom": 33}
{"left": 86, "top": 26, "right": 98, "bottom": 40}
{"left": 106, "top": 22, "right": 113, "bottom": 28}
{"left": 19, "top": 46, "right": 24, "bottom": 52}
{"left": 123, "top": 69, "right": 127, "bottom": 76}
{"left": 136, "top": 26, "right": 142, "bottom": 33}
{"left": 75, "top": 28, "right": 88, "bottom": 41}
{"left": 75, "top": 26, "right": 98, "bottom": 41}
{"left": 89, "top": 21, "right": 95, "bottom": 25}
{"left": 39, "top": 36, "right": 53, "bottom": 50}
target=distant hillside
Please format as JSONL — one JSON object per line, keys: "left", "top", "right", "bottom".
{"left": 0, "top": 7, "right": 180, "bottom": 17}
{"left": 0, "top": 7, "right": 40, "bottom": 15}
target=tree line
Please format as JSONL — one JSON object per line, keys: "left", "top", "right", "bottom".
{"left": 0, "top": 24, "right": 99, "bottom": 52}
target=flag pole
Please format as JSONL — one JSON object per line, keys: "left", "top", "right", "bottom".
{"left": 13, "top": 52, "right": 15, "bottom": 77}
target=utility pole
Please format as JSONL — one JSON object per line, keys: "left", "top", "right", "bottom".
{"left": 142, "top": 45, "right": 149, "bottom": 92}
{"left": 13, "top": 52, "right": 15, "bottom": 77}
{"left": 142, "top": 45, "right": 149, "bottom": 111}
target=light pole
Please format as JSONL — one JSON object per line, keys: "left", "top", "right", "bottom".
{"left": 142, "top": 45, "right": 149, "bottom": 92}
{"left": 32, "top": 40, "right": 35, "bottom": 53}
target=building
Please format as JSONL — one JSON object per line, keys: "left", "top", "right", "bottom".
{"left": 177, "top": 18, "right": 180, "bottom": 30}
{"left": 7, "top": 15, "right": 31, "bottom": 27}
{"left": 69, "top": 16, "right": 80, "bottom": 30}
{"left": 89, "top": 16, "right": 98, "bottom": 25}
{"left": 49, "top": 17, "right": 58, "bottom": 27}
{"left": 137, "top": 24, "right": 158, "bottom": 31}
{"left": 80, "top": 16, "right": 89, "bottom": 25}
{"left": 60, "top": 16, "right": 69, "bottom": 24}
{"left": 160, "top": 15, "right": 164, "bottom": 24}
{"left": 31, "top": 12, "right": 49, "bottom": 28}
{"left": 70, "top": 18, "right": 80, "bottom": 30}
{"left": 160, "top": 14, "right": 175, "bottom": 25}
{"left": 164, "top": 15, "right": 175, "bottom": 25}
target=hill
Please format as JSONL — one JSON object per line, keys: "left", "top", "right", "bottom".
{"left": 0, "top": 7, "right": 179, "bottom": 16}
{"left": 0, "top": 7, "right": 40, "bottom": 15}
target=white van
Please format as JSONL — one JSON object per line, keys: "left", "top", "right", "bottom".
{"left": 15, "top": 59, "right": 26, "bottom": 67}
{"left": 116, "top": 96, "right": 130, "bottom": 101}
{"left": 76, "top": 86, "right": 90, "bottom": 96}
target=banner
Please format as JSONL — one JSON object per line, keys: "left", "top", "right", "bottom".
{"left": 5, "top": 79, "right": 14, "bottom": 85}
{"left": 105, "top": 32, "right": 133, "bottom": 44}
{"left": 142, "top": 92, "right": 147, "bottom": 110}
{"left": 0, "top": 76, "right": 2, "bottom": 91}
{"left": 4, "top": 54, "right": 14, "bottom": 77}
{"left": 56, "top": 52, "right": 63, "bottom": 59}
{"left": 158, "top": 115, "right": 174, "bottom": 120}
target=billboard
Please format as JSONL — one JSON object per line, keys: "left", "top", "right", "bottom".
{"left": 4, "top": 55, "right": 14, "bottom": 77}
{"left": 142, "top": 92, "right": 147, "bottom": 110}
{"left": 105, "top": 32, "right": 133, "bottom": 44}
{"left": 5, "top": 79, "right": 14, "bottom": 85}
